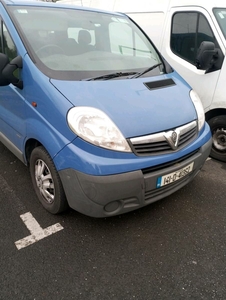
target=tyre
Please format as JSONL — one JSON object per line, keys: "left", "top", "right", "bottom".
{"left": 30, "top": 146, "right": 69, "bottom": 214}
{"left": 208, "top": 115, "right": 226, "bottom": 162}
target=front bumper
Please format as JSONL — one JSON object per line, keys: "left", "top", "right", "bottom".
{"left": 59, "top": 137, "right": 212, "bottom": 218}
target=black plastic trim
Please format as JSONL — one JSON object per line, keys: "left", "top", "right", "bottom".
{"left": 144, "top": 78, "right": 176, "bottom": 90}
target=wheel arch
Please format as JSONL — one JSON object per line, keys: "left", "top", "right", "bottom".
{"left": 25, "top": 138, "right": 42, "bottom": 165}
{"left": 205, "top": 108, "right": 226, "bottom": 122}
{"left": 206, "top": 112, "right": 226, "bottom": 162}
{"left": 24, "top": 118, "right": 72, "bottom": 165}
{"left": 29, "top": 144, "right": 69, "bottom": 214}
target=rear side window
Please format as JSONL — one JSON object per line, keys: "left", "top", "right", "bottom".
{"left": 171, "top": 12, "right": 217, "bottom": 64}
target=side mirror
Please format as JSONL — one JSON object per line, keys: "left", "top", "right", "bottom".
{"left": 0, "top": 53, "right": 23, "bottom": 89}
{"left": 196, "top": 41, "right": 218, "bottom": 72}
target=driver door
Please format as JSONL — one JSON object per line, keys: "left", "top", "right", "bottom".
{"left": 0, "top": 20, "right": 26, "bottom": 158}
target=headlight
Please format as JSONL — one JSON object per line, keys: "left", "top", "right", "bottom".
{"left": 190, "top": 90, "right": 205, "bottom": 131}
{"left": 67, "top": 106, "right": 131, "bottom": 152}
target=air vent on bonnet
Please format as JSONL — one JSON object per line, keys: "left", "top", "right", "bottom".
{"left": 144, "top": 78, "right": 175, "bottom": 90}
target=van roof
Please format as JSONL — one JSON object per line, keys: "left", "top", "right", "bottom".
{"left": 90, "top": 0, "right": 226, "bottom": 14}
{"left": 0, "top": 0, "right": 62, "bottom": 6}
{"left": 170, "top": 0, "right": 226, "bottom": 10}
{"left": 0, "top": 0, "right": 125, "bottom": 16}
{"left": 1, "top": 0, "right": 44, "bottom": 4}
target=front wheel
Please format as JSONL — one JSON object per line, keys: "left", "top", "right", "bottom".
{"left": 30, "top": 146, "right": 69, "bottom": 214}
{"left": 208, "top": 115, "right": 226, "bottom": 162}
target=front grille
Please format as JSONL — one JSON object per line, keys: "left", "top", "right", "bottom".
{"left": 142, "top": 149, "right": 199, "bottom": 174}
{"left": 178, "top": 126, "right": 197, "bottom": 146}
{"left": 129, "top": 121, "right": 197, "bottom": 156}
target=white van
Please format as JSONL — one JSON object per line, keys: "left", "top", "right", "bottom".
{"left": 61, "top": 0, "right": 226, "bottom": 162}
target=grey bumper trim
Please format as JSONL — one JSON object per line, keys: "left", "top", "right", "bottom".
{"left": 59, "top": 138, "right": 212, "bottom": 218}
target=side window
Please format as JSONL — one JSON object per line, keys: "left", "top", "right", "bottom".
{"left": 0, "top": 22, "right": 17, "bottom": 61}
{"left": 171, "top": 12, "right": 217, "bottom": 65}
{"left": 197, "top": 14, "right": 216, "bottom": 46}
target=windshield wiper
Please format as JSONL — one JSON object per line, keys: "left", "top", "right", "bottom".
{"left": 131, "top": 63, "right": 163, "bottom": 79}
{"left": 81, "top": 64, "right": 163, "bottom": 81}
{"left": 82, "top": 71, "right": 138, "bottom": 81}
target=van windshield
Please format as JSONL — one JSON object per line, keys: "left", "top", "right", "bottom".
{"left": 9, "top": 5, "right": 163, "bottom": 80}
{"left": 213, "top": 8, "right": 226, "bottom": 39}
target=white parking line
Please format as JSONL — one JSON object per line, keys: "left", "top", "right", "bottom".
{"left": 15, "top": 212, "right": 64, "bottom": 250}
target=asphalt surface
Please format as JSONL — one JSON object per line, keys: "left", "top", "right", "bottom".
{"left": 0, "top": 141, "right": 226, "bottom": 300}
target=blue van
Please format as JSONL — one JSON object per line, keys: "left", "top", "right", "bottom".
{"left": 0, "top": 0, "right": 212, "bottom": 217}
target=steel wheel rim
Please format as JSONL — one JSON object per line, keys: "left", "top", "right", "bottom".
{"left": 34, "top": 159, "right": 55, "bottom": 204}
{"left": 212, "top": 128, "right": 226, "bottom": 152}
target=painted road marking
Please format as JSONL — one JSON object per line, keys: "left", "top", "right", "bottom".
{"left": 15, "top": 212, "right": 64, "bottom": 250}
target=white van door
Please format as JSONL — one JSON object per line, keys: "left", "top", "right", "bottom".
{"left": 160, "top": 6, "right": 225, "bottom": 111}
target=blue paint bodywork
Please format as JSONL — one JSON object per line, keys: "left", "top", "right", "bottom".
{"left": 0, "top": 0, "right": 212, "bottom": 217}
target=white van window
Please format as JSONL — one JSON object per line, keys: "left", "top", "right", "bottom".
{"left": 171, "top": 12, "right": 217, "bottom": 64}
{"left": 213, "top": 8, "right": 226, "bottom": 39}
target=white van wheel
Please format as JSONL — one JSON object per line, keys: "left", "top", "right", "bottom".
{"left": 208, "top": 115, "right": 226, "bottom": 162}
{"left": 30, "top": 146, "right": 69, "bottom": 214}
